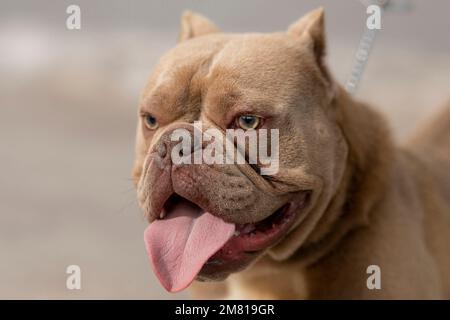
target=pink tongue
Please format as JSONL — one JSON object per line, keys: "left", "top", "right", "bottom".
{"left": 144, "top": 200, "right": 235, "bottom": 293}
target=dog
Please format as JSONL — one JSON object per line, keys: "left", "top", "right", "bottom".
{"left": 133, "top": 8, "right": 450, "bottom": 299}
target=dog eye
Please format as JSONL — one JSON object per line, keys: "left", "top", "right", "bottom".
{"left": 236, "top": 115, "right": 261, "bottom": 130}
{"left": 144, "top": 114, "right": 159, "bottom": 130}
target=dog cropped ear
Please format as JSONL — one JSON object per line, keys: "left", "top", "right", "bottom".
{"left": 178, "top": 11, "right": 219, "bottom": 42}
{"left": 288, "top": 7, "right": 334, "bottom": 90}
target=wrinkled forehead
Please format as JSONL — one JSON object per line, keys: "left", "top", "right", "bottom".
{"left": 141, "top": 33, "right": 315, "bottom": 119}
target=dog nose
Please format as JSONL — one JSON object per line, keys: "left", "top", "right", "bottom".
{"left": 155, "top": 123, "right": 202, "bottom": 162}
{"left": 157, "top": 141, "right": 167, "bottom": 158}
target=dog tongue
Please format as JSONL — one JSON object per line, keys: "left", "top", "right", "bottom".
{"left": 144, "top": 200, "right": 235, "bottom": 292}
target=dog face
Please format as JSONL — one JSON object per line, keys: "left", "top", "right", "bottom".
{"left": 133, "top": 8, "right": 348, "bottom": 292}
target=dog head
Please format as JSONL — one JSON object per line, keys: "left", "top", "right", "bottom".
{"left": 133, "top": 8, "right": 349, "bottom": 292}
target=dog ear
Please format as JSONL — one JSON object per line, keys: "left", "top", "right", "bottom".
{"left": 288, "top": 7, "right": 326, "bottom": 62}
{"left": 178, "top": 11, "right": 219, "bottom": 42}
{"left": 287, "top": 8, "right": 333, "bottom": 88}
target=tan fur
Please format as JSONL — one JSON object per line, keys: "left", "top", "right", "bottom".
{"left": 134, "top": 8, "right": 450, "bottom": 299}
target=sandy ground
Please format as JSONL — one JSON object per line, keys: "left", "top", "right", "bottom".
{"left": 0, "top": 1, "right": 449, "bottom": 299}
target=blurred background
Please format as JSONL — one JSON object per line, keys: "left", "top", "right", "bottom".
{"left": 0, "top": 0, "right": 449, "bottom": 299}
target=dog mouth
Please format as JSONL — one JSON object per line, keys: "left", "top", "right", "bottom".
{"left": 214, "top": 197, "right": 305, "bottom": 253}
{"left": 143, "top": 191, "right": 310, "bottom": 293}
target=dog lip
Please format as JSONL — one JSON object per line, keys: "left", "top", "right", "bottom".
{"left": 200, "top": 191, "right": 311, "bottom": 272}
{"left": 147, "top": 189, "right": 174, "bottom": 223}
{"left": 236, "top": 193, "right": 309, "bottom": 251}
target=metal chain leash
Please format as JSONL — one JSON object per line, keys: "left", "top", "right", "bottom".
{"left": 346, "top": 0, "right": 413, "bottom": 94}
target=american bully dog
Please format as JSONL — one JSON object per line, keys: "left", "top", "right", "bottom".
{"left": 133, "top": 8, "right": 450, "bottom": 299}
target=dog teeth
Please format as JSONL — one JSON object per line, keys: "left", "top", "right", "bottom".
{"left": 242, "top": 224, "right": 256, "bottom": 234}
{"left": 159, "top": 211, "right": 166, "bottom": 219}
{"left": 234, "top": 231, "right": 241, "bottom": 237}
